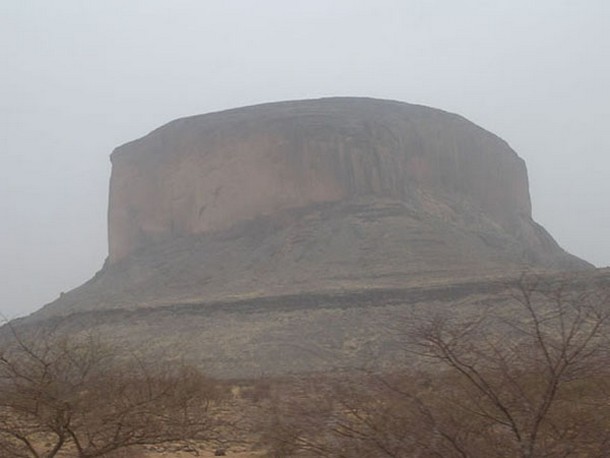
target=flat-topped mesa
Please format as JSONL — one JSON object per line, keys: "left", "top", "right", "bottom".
{"left": 13, "top": 97, "right": 594, "bottom": 377}
{"left": 108, "top": 97, "right": 531, "bottom": 263}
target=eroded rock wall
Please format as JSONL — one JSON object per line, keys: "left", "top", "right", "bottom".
{"left": 108, "top": 98, "right": 532, "bottom": 263}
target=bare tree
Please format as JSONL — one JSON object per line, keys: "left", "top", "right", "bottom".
{"left": 407, "top": 273, "right": 610, "bottom": 457}
{"left": 0, "top": 327, "right": 224, "bottom": 457}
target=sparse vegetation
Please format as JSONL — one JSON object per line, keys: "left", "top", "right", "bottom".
{"left": 257, "top": 275, "right": 610, "bottom": 457}
{"left": 1, "top": 275, "right": 608, "bottom": 457}
{"left": 0, "top": 327, "right": 225, "bottom": 457}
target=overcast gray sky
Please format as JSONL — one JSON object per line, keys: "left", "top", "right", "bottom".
{"left": 1, "top": 0, "right": 609, "bottom": 318}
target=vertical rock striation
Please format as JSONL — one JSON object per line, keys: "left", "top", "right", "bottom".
{"left": 108, "top": 97, "right": 534, "bottom": 264}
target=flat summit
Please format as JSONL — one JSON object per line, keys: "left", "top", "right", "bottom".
{"left": 20, "top": 98, "right": 593, "bottom": 375}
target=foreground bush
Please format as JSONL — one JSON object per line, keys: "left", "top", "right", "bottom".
{"left": 0, "top": 329, "right": 224, "bottom": 457}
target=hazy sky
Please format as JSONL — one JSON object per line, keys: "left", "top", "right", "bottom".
{"left": 1, "top": 1, "right": 609, "bottom": 318}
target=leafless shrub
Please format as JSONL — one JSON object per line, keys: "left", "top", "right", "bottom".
{"left": 259, "top": 274, "right": 610, "bottom": 457}
{"left": 0, "top": 326, "right": 225, "bottom": 457}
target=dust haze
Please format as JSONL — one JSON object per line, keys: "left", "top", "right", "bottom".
{"left": 1, "top": 0, "right": 609, "bottom": 317}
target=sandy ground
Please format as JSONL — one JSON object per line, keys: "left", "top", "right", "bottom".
{"left": 138, "top": 444, "right": 263, "bottom": 458}
{"left": 144, "top": 453, "right": 261, "bottom": 458}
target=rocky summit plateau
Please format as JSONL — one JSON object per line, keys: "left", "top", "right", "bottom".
{"left": 16, "top": 97, "right": 597, "bottom": 376}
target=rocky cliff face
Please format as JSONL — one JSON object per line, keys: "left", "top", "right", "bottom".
{"left": 108, "top": 98, "right": 532, "bottom": 263}
{"left": 28, "top": 97, "right": 589, "bottom": 320}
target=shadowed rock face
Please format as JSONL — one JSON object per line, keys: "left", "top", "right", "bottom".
{"left": 109, "top": 98, "right": 532, "bottom": 263}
